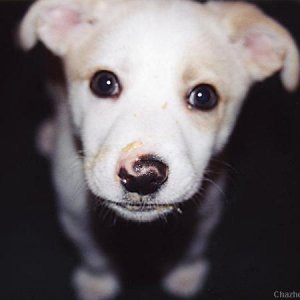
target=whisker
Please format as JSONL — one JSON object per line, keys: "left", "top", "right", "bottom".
{"left": 202, "top": 176, "right": 225, "bottom": 196}
{"left": 211, "top": 157, "right": 238, "bottom": 174}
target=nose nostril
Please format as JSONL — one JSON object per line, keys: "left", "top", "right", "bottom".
{"left": 118, "top": 155, "right": 168, "bottom": 196}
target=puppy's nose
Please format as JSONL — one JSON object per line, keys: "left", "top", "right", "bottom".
{"left": 118, "top": 155, "right": 168, "bottom": 195}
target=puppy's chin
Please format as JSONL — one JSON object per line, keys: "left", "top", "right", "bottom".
{"left": 87, "top": 179, "right": 201, "bottom": 222}
{"left": 106, "top": 201, "right": 176, "bottom": 222}
{"left": 89, "top": 191, "right": 180, "bottom": 222}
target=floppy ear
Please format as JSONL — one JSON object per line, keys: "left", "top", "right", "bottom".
{"left": 19, "top": 0, "right": 94, "bottom": 56}
{"left": 207, "top": 1, "right": 300, "bottom": 91}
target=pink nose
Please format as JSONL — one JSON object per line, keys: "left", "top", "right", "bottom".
{"left": 118, "top": 155, "right": 169, "bottom": 195}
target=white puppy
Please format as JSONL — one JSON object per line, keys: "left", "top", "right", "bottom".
{"left": 19, "top": 0, "right": 299, "bottom": 299}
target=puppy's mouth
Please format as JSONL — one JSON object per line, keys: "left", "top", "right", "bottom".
{"left": 108, "top": 201, "right": 176, "bottom": 212}
{"left": 104, "top": 198, "right": 182, "bottom": 221}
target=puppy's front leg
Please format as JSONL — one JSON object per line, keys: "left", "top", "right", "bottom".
{"left": 162, "top": 258, "right": 209, "bottom": 298}
{"left": 162, "top": 174, "right": 225, "bottom": 298}
{"left": 51, "top": 105, "right": 120, "bottom": 300}
{"left": 59, "top": 211, "right": 120, "bottom": 300}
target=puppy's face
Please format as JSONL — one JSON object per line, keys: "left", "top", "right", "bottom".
{"left": 20, "top": 0, "right": 299, "bottom": 221}
{"left": 66, "top": 4, "right": 250, "bottom": 221}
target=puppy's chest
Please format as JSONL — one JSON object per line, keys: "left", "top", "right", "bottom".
{"left": 88, "top": 195, "right": 201, "bottom": 282}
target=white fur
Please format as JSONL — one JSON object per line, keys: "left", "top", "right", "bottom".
{"left": 73, "top": 266, "right": 120, "bottom": 300}
{"left": 19, "top": 0, "right": 299, "bottom": 299}
{"left": 162, "top": 259, "right": 209, "bottom": 298}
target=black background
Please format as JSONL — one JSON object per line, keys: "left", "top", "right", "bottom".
{"left": 0, "top": 1, "right": 300, "bottom": 299}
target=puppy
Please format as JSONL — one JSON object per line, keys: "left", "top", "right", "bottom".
{"left": 19, "top": 0, "right": 299, "bottom": 299}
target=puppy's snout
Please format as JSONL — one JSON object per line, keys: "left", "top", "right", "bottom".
{"left": 118, "top": 155, "right": 169, "bottom": 195}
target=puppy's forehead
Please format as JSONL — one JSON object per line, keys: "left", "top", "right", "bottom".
{"left": 67, "top": 0, "right": 235, "bottom": 84}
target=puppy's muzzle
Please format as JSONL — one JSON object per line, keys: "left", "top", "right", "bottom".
{"left": 118, "top": 155, "right": 168, "bottom": 195}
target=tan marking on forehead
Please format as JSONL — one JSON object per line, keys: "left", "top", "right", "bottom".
{"left": 66, "top": 51, "right": 130, "bottom": 83}
{"left": 67, "top": 64, "right": 109, "bottom": 82}
{"left": 182, "top": 66, "right": 199, "bottom": 84}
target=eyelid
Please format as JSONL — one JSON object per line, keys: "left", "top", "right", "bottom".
{"left": 187, "top": 83, "right": 219, "bottom": 99}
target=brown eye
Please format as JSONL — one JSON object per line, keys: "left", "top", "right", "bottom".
{"left": 90, "top": 71, "right": 121, "bottom": 98}
{"left": 188, "top": 84, "right": 218, "bottom": 110}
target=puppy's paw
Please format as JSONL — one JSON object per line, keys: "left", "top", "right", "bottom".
{"left": 162, "top": 259, "right": 209, "bottom": 298}
{"left": 73, "top": 266, "right": 120, "bottom": 300}
{"left": 36, "top": 119, "right": 55, "bottom": 157}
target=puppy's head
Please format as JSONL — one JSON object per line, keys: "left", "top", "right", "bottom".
{"left": 20, "top": 0, "right": 299, "bottom": 221}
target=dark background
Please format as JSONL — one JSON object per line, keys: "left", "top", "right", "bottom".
{"left": 1, "top": 1, "right": 300, "bottom": 299}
